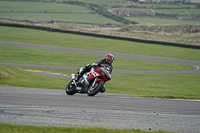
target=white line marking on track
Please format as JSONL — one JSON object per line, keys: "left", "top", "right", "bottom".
{"left": 170, "top": 99, "right": 200, "bottom": 102}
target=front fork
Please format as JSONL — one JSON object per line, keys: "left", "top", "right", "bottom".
{"left": 92, "top": 78, "right": 97, "bottom": 87}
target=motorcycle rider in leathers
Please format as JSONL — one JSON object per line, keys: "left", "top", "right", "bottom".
{"left": 76, "top": 53, "right": 114, "bottom": 93}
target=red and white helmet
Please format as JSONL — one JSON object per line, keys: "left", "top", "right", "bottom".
{"left": 105, "top": 53, "right": 114, "bottom": 65}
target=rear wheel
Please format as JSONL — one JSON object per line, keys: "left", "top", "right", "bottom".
{"left": 66, "top": 80, "right": 76, "bottom": 95}
{"left": 87, "top": 80, "right": 104, "bottom": 96}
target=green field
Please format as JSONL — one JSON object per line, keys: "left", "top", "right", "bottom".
{"left": 154, "top": 9, "right": 200, "bottom": 15}
{"left": 126, "top": 16, "right": 200, "bottom": 25}
{"left": 0, "top": 1, "right": 122, "bottom": 25}
{"left": 0, "top": 1, "right": 91, "bottom": 12}
{"left": 0, "top": 1, "right": 122, "bottom": 24}
{"left": 130, "top": 3, "right": 197, "bottom": 8}
{"left": 0, "top": 13, "right": 122, "bottom": 24}
{"left": 0, "top": 26, "right": 200, "bottom": 99}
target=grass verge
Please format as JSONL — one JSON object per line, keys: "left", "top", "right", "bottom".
{"left": 0, "top": 65, "right": 68, "bottom": 90}
{"left": 0, "top": 123, "right": 174, "bottom": 133}
{"left": 1, "top": 65, "right": 200, "bottom": 99}
{"left": 0, "top": 65, "right": 17, "bottom": 80}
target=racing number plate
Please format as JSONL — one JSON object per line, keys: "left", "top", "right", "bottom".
{"left": 76, "top": 87, "right": 82, "bottom": 90}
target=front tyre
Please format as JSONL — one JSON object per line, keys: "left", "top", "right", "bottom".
{"left": 66, "top": 80, "right": 76, "bottom": 95}
{"left": 87, "top": 80, "right": 104, "bottom": 96}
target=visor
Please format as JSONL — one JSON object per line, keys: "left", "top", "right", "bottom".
{"left": 107, "top": 58, "right": 113, "bottom": 64}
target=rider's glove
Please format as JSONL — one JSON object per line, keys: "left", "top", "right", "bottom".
{"left": 100, "top": 64, "right": 104, "bottom": 67}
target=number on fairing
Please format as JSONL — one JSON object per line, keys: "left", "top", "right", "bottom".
{"left": 76, "top": 87, "right": 81, "bottom": 90}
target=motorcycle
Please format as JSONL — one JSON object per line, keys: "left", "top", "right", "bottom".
{"left": 66, "top": 64, "right": 111, "bottom": 96}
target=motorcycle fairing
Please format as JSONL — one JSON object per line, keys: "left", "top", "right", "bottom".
{"left": 100, "top": 68, "right": 111, "bottom": 80}
{"left": 83, "top": 68, "right": 99, "bottom": 85}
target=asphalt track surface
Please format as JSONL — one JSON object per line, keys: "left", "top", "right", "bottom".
{"left": 1, "top": 40, "right": 200, "bottom": 132}
{"left": 1, "top": 86, "right": 200, "bottom": 133}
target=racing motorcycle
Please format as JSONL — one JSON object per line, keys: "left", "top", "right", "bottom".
{"left": 66, "top": 64, "right": 111, "bottom": 96}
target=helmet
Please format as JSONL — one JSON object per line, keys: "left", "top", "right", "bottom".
{"left": 105, "top": 53, "right": 114, "bottom": 65}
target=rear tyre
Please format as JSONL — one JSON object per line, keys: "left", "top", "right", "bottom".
{"left": 66, "top": 80, "right": 76, "bottom": 95}
{"left": 87, "top": 80, "right": 104, "bottom": 96}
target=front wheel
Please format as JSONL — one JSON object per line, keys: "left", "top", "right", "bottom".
{"left": 87, "top": 80, "right": 104, "bottom": 96}
{"left": 66, "top": 80, "right": 76, "bottom": 95}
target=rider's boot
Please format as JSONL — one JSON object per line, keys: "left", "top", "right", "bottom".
{"left": 76, "top": 71, "right": 83, "bottom": 82}
{"left": 76, "top": 65, "right": 92, "bottom": 81}
{"left": 76, "top": 75, "right": 80, "bottom": 82}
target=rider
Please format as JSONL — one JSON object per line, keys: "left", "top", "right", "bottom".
{"left": 76, "top": 53, "right": 114, "bottom": 92}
